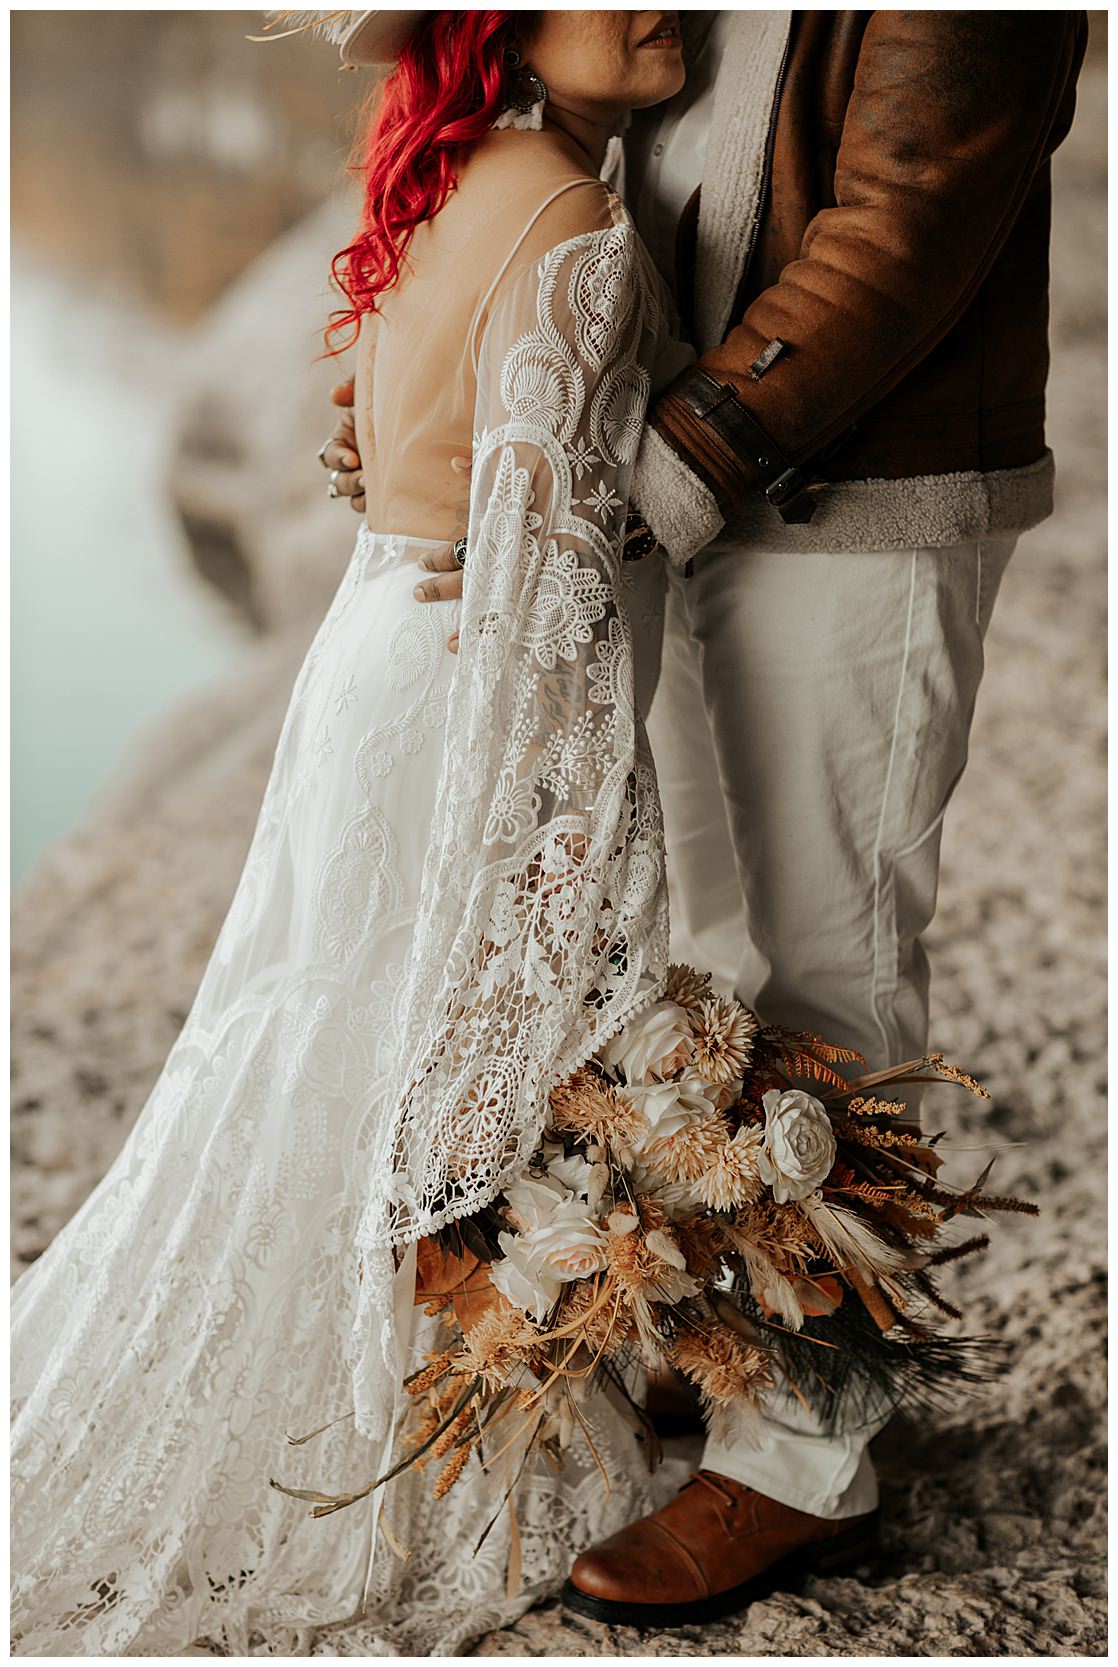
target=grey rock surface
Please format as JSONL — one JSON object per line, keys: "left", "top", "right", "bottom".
{"left": 11, "top": 55, "right": 1106, "bottom": 1660}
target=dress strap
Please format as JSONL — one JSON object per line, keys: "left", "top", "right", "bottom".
{"left": 469, "top": 176, "right": 605, "bottom": 374}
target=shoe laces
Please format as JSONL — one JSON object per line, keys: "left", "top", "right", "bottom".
{"left": 685, "top": 1469, "right": 741, "bottom": 1509}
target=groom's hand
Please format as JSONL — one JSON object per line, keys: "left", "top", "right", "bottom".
{"left": 321, "top": 382, "right": 467, "bottom": 649}
{"left": 413, "top": 454, "right": 471, "bottom": 653}
{"left": 317, "top": 379, "right": 365, "bottom": 512}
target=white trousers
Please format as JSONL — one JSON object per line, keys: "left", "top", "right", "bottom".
{"left": 632, "top": 530, "right": 1017, "bottom": 1517}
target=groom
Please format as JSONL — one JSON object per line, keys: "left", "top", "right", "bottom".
{"left": 318, "top": 8, "right": 1087, "bottom": 1624}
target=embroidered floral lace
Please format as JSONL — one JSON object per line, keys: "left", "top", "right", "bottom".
{"left": 10, "top": 174, "right": 681, "bottom": 1655}
{"left": 349, "top": 211, "right": 674, "bottom": 1440}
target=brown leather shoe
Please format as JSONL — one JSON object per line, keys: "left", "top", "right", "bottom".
{"left": 563, "top": 1470, "right": 879, "bottom": 1627}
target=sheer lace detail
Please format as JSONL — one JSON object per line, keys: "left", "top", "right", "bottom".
{"left": 11, "top": 200, "right": 680, "bottom": 1656}
{"left": 350, "top": 217, "right": 670, "bottom": 1293}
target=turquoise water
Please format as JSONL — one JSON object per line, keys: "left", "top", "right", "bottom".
{"left": 10, "top": 257, "right": 248, "bottom": 885}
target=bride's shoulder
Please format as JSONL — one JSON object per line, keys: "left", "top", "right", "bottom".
{"left": 454, "top": 129, "right": 622, "bottom": 249}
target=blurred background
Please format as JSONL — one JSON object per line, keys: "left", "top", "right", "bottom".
{"left": 11, "top": 7, "right": 368, "bottom": 883}
{"left": 9, "top": 11, "right": 1108, "bottom": 1656}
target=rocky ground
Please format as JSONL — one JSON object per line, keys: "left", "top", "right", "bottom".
{"left": 11, "top": 53, "right": 1106, "bottom": 1660}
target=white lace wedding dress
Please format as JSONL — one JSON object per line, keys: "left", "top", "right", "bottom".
{"left": 11, "top": 157, "right": 693, "bottom": 1655}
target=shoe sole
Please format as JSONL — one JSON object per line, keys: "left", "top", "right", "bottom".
{"left": 560, "top": 1512, "right": 880, "bottom": 1629}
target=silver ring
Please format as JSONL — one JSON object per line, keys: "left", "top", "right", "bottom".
{"left": 316, "top": 438, "right": 331, "bottom": 464}
{"left": 327, "top": 470, "right": 340, "bottom": 499}
{"left": 452, "top": 537, "right": 468, "bottom": 569}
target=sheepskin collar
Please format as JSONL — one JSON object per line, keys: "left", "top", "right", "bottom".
{"left": 694, "top": 10, "right": 792, "bottom": 355}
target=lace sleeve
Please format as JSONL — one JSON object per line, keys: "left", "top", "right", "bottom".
{"left": 356, "top": 218, "right": 671, "bottom": 1266}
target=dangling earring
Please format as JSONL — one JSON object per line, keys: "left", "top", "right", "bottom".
{"left": 493, "top": 44, "right": 548, "bottom": 131}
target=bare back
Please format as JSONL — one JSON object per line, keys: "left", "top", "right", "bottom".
{"left": 354, "top": 127, "right": 618, "bottom": 542}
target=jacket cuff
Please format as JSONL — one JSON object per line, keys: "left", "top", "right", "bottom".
{"left": 629, "top": 425, "right": 725, "bottom": 568}
{"left": 651, "top": 370, "right": 760, "bottom": 514}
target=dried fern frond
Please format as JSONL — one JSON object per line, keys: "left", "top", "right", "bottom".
{"left": 763, "top": 1025, "right": 865, "bottom": 1089}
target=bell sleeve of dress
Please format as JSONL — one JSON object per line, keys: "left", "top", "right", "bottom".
{"left": 356, "top": 219, "right": 672, "bottom": 1265}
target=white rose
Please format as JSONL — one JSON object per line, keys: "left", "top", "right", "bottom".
{"left": 490, "top": 1230, "right": 564, "bottom": 1322}
{"left": 621, "top": 1162, "right": 705, "bottom": 1220}
{"left": 758, "top": 1089, "right": 837, "bottom": 1203}
{"left": 600, "top": 1000, "right": 694, "bottom": 1084}
{"left": 628, "top": 1073, "right": 717, "bottom": 1155}
{"left": 541, "top": 1146, "right": 609, "bottom": 1215}
{"left": 534, "top": 1199, "right": 609, "bottom": 1276}
{"left": 503, "top": 1172, "right": 569, "bottom": 1233}
{"left": 491, "top": 1202, "right": 609, "bottom": 1320}
{"left": 544, "top": 1146, "right": 595, "bottom": 1198}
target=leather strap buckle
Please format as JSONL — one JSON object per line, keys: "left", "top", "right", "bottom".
{"left": 675, "top": 369, "right": 819, "bottom": 526}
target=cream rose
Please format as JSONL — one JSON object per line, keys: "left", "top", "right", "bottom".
{"left": 536, "top": 1209, "right": 610, "bottom": 1280}
{"left": 490, "top": 1230, "right": 565, "bottom": 1321}
{"left": 544, "top": 1146, "right": 594, "bottom": 1197}
{"left": 542, "top": 1146, "right": 609, "bottom": 1214}
{"left": 600, "top": 999, "right": 694, "bottom": 1084}
{"left": 503, "top": 1172, "right": 569, "bottom": 1233}
{"left": 758, "top": 1089, "right": 837, "bottom": 1203}
{"left": 625, "top": 1075, "right": 717, "bottom": 1154}
{"left": 491, "top": 1202, "right": 609, "bottom": 1321}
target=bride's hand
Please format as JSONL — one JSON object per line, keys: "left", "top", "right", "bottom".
{"left": 413, "top": 452, "right": 471, "bottom": 653}
{"left": 317, "top": 380, "right": 365, "bottom": 513}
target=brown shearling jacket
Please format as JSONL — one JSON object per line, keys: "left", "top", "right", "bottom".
{"left": 648, "top": 9, "right": 1089, "bottom": 536}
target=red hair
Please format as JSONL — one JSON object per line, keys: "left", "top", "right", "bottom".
{"left": 324, "top": 11, "right": 519, "bottom": 356}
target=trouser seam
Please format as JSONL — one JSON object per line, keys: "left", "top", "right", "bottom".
{"left": 870, "top": 549, "right": 918, "bottom": 1066}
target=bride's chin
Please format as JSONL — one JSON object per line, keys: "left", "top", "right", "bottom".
{"left": 629, "top": 65, "right": 686, "bottom": 108}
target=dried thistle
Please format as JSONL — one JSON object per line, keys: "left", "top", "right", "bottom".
{"left": 460, "top": 1302, "right": 538, "bottom": 1389}
{"left": 549, "top": 1067, "right": 648, "bottom": 1147}
{"left": 663, "top": 962, "right": 713, "bottom": 1014}
{"left": 670, "top": 1324, "right": 772, "bottom": 1407}
{"left": 733, "top": 1198, "right": 818, "bottom": 1271}
{"left": 607, "top": 1220, "right": 698, "bottom": 1305}
{"left": 691, "top": 1125, "right": 765, "bottom": 1212}
{"left": 643, "top": 1115, "right": 732, "bottom": 1183}
{"left": 557, "top": 1278, "right": 634, "bottom": 1356}
{"left": 673, "top": 1216, "right": 727, "bottom": 1282}
{"left": 634, "top": 1194, "right": 671, "bottom": 1235}
{"left": 689, "top": 997, "right": 759, "bottom": 1085}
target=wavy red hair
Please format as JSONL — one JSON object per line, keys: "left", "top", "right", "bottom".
{"left": 324, "top": 10, "right": 520, "bottom": 356}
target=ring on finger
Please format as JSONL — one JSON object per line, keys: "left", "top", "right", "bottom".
{"left": 327, "top": 469, "right": 340, "bottom": 499}
{"left": 452, "top": 536, "right": 467, "bottom": 569}
{"left": 317, "top": 438, "right": 331, "bottom": 464}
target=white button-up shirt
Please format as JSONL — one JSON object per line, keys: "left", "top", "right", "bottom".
{"left": 621, "top": 9, "right": 733, "bottom": 289}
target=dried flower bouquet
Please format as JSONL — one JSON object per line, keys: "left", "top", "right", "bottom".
{"left": 273, "top": 965, "right": 1035, "bottom": 1517}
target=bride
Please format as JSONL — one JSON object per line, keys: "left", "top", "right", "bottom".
{"left": 10, "top": 9, "right": 697, "bottom": 1657}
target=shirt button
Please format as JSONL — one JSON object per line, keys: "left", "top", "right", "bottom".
{"left": 652, "top": 142, "right": 665, "bottom": 157}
